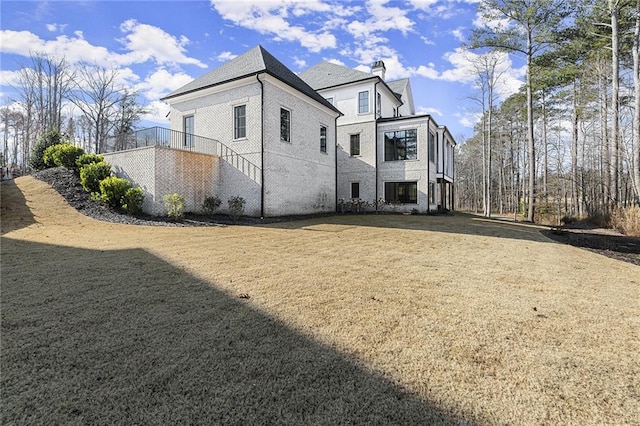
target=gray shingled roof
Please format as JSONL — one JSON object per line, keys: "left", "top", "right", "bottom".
{"left": 162, "top": 45, "right": 340, "bottom": 115}
{"left": 386, "top": 78, "right": 408, "bottom": 101}
{"left": 298, "top": 61, "right": 375, "bottom": 90}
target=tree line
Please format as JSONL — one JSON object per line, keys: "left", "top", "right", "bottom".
{"left": 456, "top": 0, "right": 640, "bottom": 223}
{"left": 1, "top": 54, "right": 146, "bottom": 173}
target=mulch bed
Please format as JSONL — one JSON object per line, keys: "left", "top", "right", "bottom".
{"left": 32, "top": 167, "right": 640, "bottom": 267}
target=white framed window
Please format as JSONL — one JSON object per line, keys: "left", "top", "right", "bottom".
{"left": 320, "top": 126, "right": 327, "bottom": 153}
{"left": 280, "top": 108, "right": 291, "bottom": 142}
{"left": 351, "top": 182, "right": 360, "bottom": 199}
{"left": 358, "top": 91, "right": 369, "bottom": 114}
{"left": 350, "top": 134, "right": 360, "bottom": 156}
{"left": 183, "top": 115, "right": 194, "bottom": 146}
{"left": 429, "top": 131, "right": 435, "bottom": 163}
{"left": 376, "top": 92, "right": 381, "bottom": 118}
{"left": 234, "top": 105, "right": 246, "bottom": 139}
{"left": 385, "top": 182, "right": 418, "bottom": 204}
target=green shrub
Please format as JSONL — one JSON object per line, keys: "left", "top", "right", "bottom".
{"left": 122, "top": 187, "right": 144, "bottom": 215}
{"left": 99, "top": 176, "right": 131, "bottom": 209}
{"left": 42, "top": 143, "right": 85, "bottom": 170}
{"left": 76, "top": 153, "right": 104, "bottom": 170}
{"left": 202, "top": 196, "right": 222, "bottom": 216}
{"left": 164, "top": 193, "right": 185, "bottom": 219}
{"left": 30, "top": 130, "right": 65, "bottom": 170}
{"left": 228, "top": 196, "right": 245, "bottom": 222}
{"left": 80, "top": 162, "right": 112, "bottom": 195}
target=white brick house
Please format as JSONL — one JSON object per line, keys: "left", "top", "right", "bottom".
{"left": 106, "top": 46, "right": 455, "bottom": 217}
{"left": 299, "top": 60, "right": 456, "bottom": 213}
{"left": 107, "top": 46, "right": 341, "bottom": 217}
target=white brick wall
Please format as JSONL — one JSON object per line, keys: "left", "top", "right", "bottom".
{"left": 104, "top": 147, "right": 223, "bottom": 216}
{"left": 262, "top": 77, "right": 337, "bottom": 216}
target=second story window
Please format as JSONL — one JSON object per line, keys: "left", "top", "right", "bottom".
{"left": 350, "top": 134, "right": 360, "bottom": 156}
{"left": 234, "top": 105, "right": 246, "bottom": 139}
{"left": 377, "top": 92, "right": 381, "bottom": 118}
{"left": 429, "top": 131, "right": 435, "bottom": 163}
{"left": 320, "top": 126, "right": 327, "bottom": 153}
{"left": 183, "top": 115, "right": 194, "bottom": 147}
{"left": 280, "top": 108, "right": 290, "bottom": 142}
{"left": 384, "top": 129, "right": 417, "bottom": 161}
{"left": 358, "top": 91, "right": 369, "bottom": 114}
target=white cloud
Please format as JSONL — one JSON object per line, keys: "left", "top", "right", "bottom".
{"left": 293, "top": 56, "right": 306, "bottom": 69}
{"left": 210, "top": 0, "right": 337, "bottom": 52}
{"left": 46, "top": 23, "right": 67, "bottom": 32}
{"left": 0, "top": 24, "right": 206, "bottom": 70}
{"left": 216, "top": 51, "right": 237, "bottom": 62}
{"left": 346, "top": 0, "right": 415, "bottom": 39}
{"left": 327, "top": 58, "right": 346, "bottom": 66}
{"left": 118, "top": 20, "right": 206, "bottom": 68}
{"left": 451, "top": 28, "right": 465, "bottom": 42}
{"left": 417, "top": 105, "right": 443, "bottom": 116}
{"left": 135, "top": 68, "right": 194, "bottom": 101}
{"left": 143, "top": 100, "right": 171, "bottom": 124}
{"left": 0, "top": 70, "right": 23, "bottom": 88}
{"left": 439, "top": 48, "right": 524, "bottom": 99}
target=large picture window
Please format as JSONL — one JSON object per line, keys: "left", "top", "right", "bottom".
{"left": 358, "top": 91, "right": 369, "bottom": 114}
{"left": 385, "top": 182, "right": 418, "bottom": 204}
{"left": 384, "top": 129, "right": 417, "bottom": 161}
{"left": 350, "top": 134, "right": 360, "bottom": 156}
{"left": 234, "top": 105, "right": 246, "bottom": 139}
{"left": 280, "top": 108, "right": 290, "bottom": 142}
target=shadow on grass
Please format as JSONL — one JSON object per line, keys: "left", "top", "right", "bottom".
{"left": 264, "top": 211, "right": 554, "bottom": 244}
{"left": 1, "top": 179, "right": 36, "bottom": 235}
{"left": 1, "top": 237, "right": 471, "bottom": 425}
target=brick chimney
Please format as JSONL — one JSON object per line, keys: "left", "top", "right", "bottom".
{"left": 372, "top": 60, "right": 386, "bottom": 81}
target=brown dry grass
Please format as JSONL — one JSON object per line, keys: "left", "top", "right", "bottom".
{"left": 2, "top": 176, "right": 639, "bottom": 424}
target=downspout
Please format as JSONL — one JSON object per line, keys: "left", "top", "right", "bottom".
{"left": 374, "top": 81, "right": 379, "bottom": 211}
{"left": 256, "top": 74, "right": 265, "bottom": 219}
{"left": 426, "top": 116, "right": 431, "bottom": 212}
{"left": 335, "top": 116, "right": 338, "bottom": 212}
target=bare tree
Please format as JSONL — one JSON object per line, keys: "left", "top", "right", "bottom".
{"left": 68, "top": 64, "right": 122, "bottom": 153}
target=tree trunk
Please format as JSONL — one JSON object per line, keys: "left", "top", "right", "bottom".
{"left": 610, "top": 0, "right": 620, "bottom": 207}
{"left": 526, "top": 32, "right": 536, "bottom": 222}
{"left": 633, "top": 0, "right": 640, "bottom": 205}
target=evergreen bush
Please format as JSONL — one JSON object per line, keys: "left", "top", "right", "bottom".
{"left": 99, "top": 177, "right": 132, "bottom": 209}
{"left": 30, "top": 130, "right": 65, "bottom": 170}
{"left": 76, "top": 153, "right": 104, "bottom": 170}
{"left": 80, "top": 162, "right": 112, "bottom": 195}
{"left": 122, "top": 187, "right": 144, "bottom": 214}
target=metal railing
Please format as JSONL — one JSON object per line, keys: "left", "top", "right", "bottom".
{"left": 106, "top": 127, "right": 261, "bottom": 182}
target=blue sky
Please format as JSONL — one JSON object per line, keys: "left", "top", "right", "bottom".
{"left": 0, "top": 0, "right": 526, "bottom": 141}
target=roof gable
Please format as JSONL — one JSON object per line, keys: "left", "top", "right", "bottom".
{"left": 298, "top": 61, "right": 375, "bottom": 90}
{"left": 162, "top": 45, "right": 339, "bottom": 114}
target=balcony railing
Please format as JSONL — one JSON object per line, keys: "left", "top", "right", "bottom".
{"left": 106, "top": 127, "right": 260, "bottom": 183}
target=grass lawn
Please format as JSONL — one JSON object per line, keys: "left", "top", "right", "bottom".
{"left": 2, "top": 177, "right": 639, "bottom": 424}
